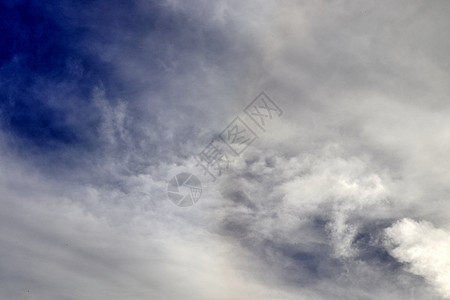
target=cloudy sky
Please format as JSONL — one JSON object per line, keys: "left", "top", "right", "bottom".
{"left": 1, "top": 0, "right": 450, "bottom": 299}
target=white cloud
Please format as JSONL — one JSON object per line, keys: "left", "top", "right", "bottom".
{"left": 385, "top": 219, "right": 450, "bottom": 299}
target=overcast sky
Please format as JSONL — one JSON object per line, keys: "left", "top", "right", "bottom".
{"left": 1, "top": 0, "right": 450, "bottom": 299}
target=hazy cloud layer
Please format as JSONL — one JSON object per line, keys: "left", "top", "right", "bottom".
{"left": 1, "top": 0, "right": 450, "bottom": 299}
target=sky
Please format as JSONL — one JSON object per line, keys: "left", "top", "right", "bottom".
{"left": 1, "top": 0, "right": 450, "bottom": 299}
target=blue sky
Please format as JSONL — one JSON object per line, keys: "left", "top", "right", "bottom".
{"left": 1, "top": 1, "right": 450, "bottom": 299}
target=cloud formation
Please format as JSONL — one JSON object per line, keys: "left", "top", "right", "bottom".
{"left": 385, "top": 219, "right": 450, "bottom": 299}
{"left": 1, "top": 0, "right": 450, "bottom": 299}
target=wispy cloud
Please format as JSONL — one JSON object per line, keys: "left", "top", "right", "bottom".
{"left": 1, "top": 0, "right": 450, "bottom": 299}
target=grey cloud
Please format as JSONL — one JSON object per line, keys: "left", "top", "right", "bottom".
{"left": 2, "top": 0, "right": 450, "bottom": 299}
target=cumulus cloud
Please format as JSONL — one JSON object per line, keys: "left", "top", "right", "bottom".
{"left": 385, "top": 219, "right": 450, "bottom": 299}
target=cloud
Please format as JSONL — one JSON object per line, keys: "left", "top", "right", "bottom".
{"left": 2, "top": 0, "right": 450, "bottom": 299}
{"left": 385, "top": 219, "right": 450, "bottom": 299}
